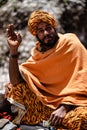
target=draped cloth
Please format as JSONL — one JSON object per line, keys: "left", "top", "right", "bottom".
{"left": 20, "top": 33, "right": 87, "bottom": 109}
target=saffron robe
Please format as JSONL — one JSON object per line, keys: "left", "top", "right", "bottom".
{"left": 20, "top": 33, "right": 87, "bottom": 109}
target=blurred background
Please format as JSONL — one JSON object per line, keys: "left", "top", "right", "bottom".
{"left": 0, "top": 0, "right": 87, "bottom": 92}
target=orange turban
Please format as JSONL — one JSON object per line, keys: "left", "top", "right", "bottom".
{"left": 28, "top": 10, "right": 57, "bottom": 36}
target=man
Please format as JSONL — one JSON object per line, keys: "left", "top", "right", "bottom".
{"left": 6, "top": 10, "right": 87, "bottom": 129}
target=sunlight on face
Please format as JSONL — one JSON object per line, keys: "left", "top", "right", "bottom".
{"left": 36, "top": 22, "right": 58, "bottom": 47}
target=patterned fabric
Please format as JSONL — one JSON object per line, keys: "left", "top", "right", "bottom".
{"left": 7, "top": 83, "right": 87, "bottom": 130}
{"left": 28, "top": 10, "right": 57, "bottom": 35}
{"left": 62, "top": 107, "right": 87, "bottom": 130}
{"left": 20, "top": 33, "right": 87, "bottom": 108}
{"left": 7, "top": 82, "right": 53, "bottom": 125}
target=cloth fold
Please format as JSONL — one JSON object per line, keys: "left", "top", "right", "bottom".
{"left": 20, "top": 33, "right": 87, "bottom": 109}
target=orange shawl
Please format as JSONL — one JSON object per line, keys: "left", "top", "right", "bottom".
{"left": 20, "top": 33, "right": 87, "bottom": 109}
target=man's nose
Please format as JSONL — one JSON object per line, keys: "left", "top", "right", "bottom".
{"left": 44, "top": 30, "right": 49, "bottom": 36}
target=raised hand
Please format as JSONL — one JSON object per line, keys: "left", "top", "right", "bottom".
{"left": 6, "top": 24, "right": 22, "bottom": 54}
{"left": 6, "top": 24, "right": 24, "bottom": 85}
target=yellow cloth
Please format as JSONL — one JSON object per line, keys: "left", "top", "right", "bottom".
{"left": 20, "top": 33, "right": 87, "bottom": 109}
{"left": 28, "top": 10, "right": 57, "bottom": 36}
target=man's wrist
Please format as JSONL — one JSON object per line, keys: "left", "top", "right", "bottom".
{"left": 59, "top": 104, "right": 72, "bottom": 112}
{"left": 9, "top": 53, "right": 18, "bottom": 58}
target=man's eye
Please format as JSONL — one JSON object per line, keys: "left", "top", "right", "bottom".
{"left": 46, "top": 26, "right": 52, "bottom": 31}
{"left": 38, "top": 30, "right": 44, "bottom": 33}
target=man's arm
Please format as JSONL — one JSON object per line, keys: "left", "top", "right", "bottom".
{"left": 9, "top": 54, "right": 23, "bottom": 85}
{"left": 6, "top": 24, "right": 24, "bottom": 85}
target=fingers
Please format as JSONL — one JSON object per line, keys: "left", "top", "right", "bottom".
{"left": 6, "top": 24, "right": 22, "bottom": 49}
{"left": 6, "top": 24, "right": 18, "bottom": 40}
{"left": 6, "top": 24, "right": 14, "bottom": 37}
{"left": 49, "top": 113, "right": 58, "bottom": 126}
{"left": 17, "top": 33, "right": 22, "bottom": 43}
{"left": 6, "top": 24, "right": 22, "bottom": 46}
{"left": 49, "top": 112, "right": 63, "bottom": 126}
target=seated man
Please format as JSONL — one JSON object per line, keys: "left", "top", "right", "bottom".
{"left": 5, "top": 10, "right": 87, "bottom": 130}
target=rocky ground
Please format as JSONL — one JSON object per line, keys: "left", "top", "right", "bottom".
{"left": 0, "top": 0, "right": 87, "bottom": 92}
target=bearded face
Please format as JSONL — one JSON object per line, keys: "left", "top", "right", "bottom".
{"left": 36, "top": 22, "right": 59, "bottom": 51}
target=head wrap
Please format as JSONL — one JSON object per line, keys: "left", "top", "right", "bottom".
{"left": 28, "top": 10, "right": 57, "bottom": 36}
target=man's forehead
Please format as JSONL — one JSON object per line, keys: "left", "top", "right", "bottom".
{"left": 37, "top": 22, "right": 51, "bottom": 29}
